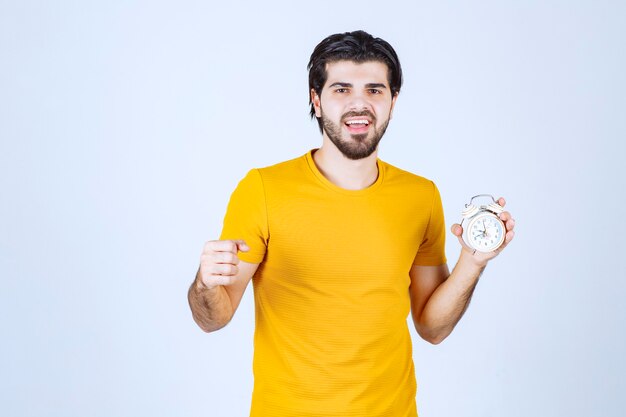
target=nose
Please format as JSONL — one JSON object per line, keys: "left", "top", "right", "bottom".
{"left": 347, "top": 91, "right": 371, "bottom": 112}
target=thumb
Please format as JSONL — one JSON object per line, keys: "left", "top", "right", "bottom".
{"left": 451, "top": 223, "right": 473, "bottom": 253}
{"left": 233, "top": 240, "right": 250, "bottom": 253}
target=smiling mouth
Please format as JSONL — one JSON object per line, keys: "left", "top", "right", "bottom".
{"left": 343, "top": 118, "right": 371, "bottom": 134}
{"left": 342, "top": 110, "right": 375, "bottom": 130}
{"left": 345, "top": 119, "right": 370, "bottom": 127}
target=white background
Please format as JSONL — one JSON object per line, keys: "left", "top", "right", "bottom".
{"left": 1, "top": 1, "right": 625, "bottom": 416}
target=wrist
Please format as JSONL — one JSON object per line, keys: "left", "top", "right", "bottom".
{"left": 459, "top": 248, "right": 489, "bottom": 270}
{"left": 194, "top": 270, "right": 218, "bottom": 292}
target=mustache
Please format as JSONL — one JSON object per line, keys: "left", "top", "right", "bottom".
{"left": 341, "top": 110, "right": 376, "bottom": 122}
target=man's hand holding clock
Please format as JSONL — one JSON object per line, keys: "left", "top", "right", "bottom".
{"left": 451, "top": 195, "right": 516, "bottom": 266}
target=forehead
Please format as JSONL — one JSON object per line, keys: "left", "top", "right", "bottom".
{"left": 323, "top": 60, "right": 390, "bottom": 87}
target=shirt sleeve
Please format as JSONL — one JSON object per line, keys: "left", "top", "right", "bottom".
{"left": 219, "top": 169, "right": 269, "bottom": 264}
{"left": 413, "top": 181, "right": 447, "bottom": 266}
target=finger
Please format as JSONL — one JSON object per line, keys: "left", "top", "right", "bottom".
{"left": 207, "top": 263, "right": 239, "bottom": 276}
{"left": 233, "top": 240, "right": 250, "bottom": 253}
{"left": 499, "top": 211, "right": 512, "bottom": 222}
{"left": 208, "top": 251, "right": 239, "bottom": 265}
{"left": 205, "top": 240, "right": 238, "bottom": 253}
{"left": 498, "top": 211, "right": 515, "bottom": 230}
{"left": 497, "top": 197, "right": 506, "bottom": 207}
{"left": 205, "top": 239, "right": 249, "bottom": 254}
{"left": 204, "top": 274, "right": 236, "bottom": 288}
{"left": 456, "top": 234, "right": 471, "bottom": 252}
{"left": 491, "top": 229, "right": 515, "bottom": 253}
{"left": 505, "top": 217, "right": 515, "bottom": 231}
{"left": 450, "top": 224, "right": 476, "bottom": 254}
{"left": 497, "top": 230, "right": 514, "bottom": 249}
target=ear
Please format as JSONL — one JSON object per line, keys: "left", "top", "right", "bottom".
{"left": 389, "top": 92, "right": 399, "bottom": 119}
{"left": 311, "top": 88, "right": 322, "bottom": 118}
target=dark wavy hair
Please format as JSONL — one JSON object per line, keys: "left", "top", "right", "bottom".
{"left": 307, "top": 30, "right": 403, "bottom": 133}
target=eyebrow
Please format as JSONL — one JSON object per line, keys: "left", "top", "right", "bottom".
{"left": 328, "top": 82, "right": 388, "bottom": 89}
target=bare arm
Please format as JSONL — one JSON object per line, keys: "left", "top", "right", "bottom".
{"left": 409, "top": 198, "right": 516, "bottom": 344}
{"left": 188, "top": 240, "right": 259, "bottom": 332}
{"left": 409, "top": 256, "right": 484, "bottom": 344}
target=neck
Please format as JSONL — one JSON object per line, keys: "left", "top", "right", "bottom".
{"left": 312, "top": 139, "right": 379, "bottom": 190}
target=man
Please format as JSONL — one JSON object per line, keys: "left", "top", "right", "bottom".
{"left": 188, "top": 30, "right": 515, "bottom": 416}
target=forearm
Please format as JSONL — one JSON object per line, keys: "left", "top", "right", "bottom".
{"left": 417, "top": 251, "right": 486, "bottom": 343}
{"left": 188, "top": 270, "right": 234, "bottom": 332}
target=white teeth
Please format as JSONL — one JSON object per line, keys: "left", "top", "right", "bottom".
{"left": 346, "top": 120, "right": 369, "bottom": 125}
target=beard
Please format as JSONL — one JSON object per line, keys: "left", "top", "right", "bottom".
{"left": 320, "top": 109, "right": 390, "bottom": 160}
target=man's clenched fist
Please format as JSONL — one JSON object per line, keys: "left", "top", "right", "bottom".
{"left": 197, "top": 240, "right": 250, "bottom": 290}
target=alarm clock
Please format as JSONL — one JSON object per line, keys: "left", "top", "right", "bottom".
{"left": 461, "top": 194, "right": 506, "bottom": 253}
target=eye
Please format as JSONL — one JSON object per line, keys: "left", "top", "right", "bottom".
{"left": 335, "top": 88, "right": 349, "bottom": 93}
{"left": 368, "top": 89, "right": 382, "bottom": 95}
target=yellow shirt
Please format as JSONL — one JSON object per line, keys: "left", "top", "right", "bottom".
{"left": 220, "top": 151, "right": 447, "bottom": 417}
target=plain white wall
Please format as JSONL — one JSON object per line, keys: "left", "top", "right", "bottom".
{"left": 1, "top": 1, "right": 625, "bottom": 416}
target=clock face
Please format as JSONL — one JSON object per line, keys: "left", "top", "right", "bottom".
{"left": 465, "top": 212, "right": 505, "bottom": 252}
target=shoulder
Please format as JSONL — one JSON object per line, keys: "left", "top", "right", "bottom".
{"left": 236, "top": 154, "right": 306, "bottom": 183}
{"left": 249, "top": 153, "right": 309, "bottom": 189}
{"left": 257, "top": 153, "right": 307, "bottom": 176}
{"left": 232, "top": 154, "right": 309, "bottom": 199}
{"left": 380, "top": 160, "right": 438, "bottom": 194}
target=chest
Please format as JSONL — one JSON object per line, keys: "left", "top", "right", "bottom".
{"left": 262, "top": 190, "right": 429, "bottom": 289}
